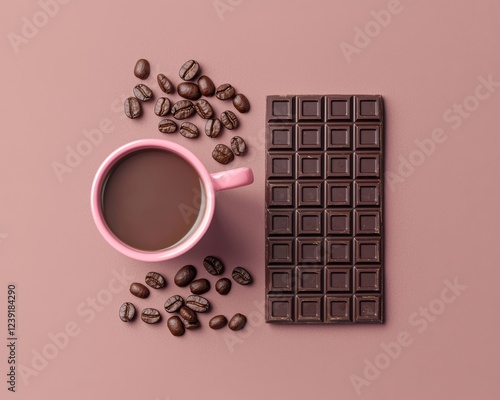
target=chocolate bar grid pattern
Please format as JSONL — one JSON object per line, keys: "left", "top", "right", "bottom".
{"left": 265, "top": 95, "right": 384, "bottom": 324}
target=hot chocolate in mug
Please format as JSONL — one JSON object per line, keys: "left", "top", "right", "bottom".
{"left": 90, "top": 139, "right": 253, "bottom": 262}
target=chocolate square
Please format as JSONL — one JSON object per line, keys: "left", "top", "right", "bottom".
{"left": 267, "top": 182, "right": 294, "bottom": 207}
{"left": 267, "top": 238, "right": 294, "bottom": 264}
{"left": 325, "top": 295, "right": 352, "bottom": 322}
{"left": 297, "top": 124, "right": 323, "bottom": 150}
{"left": 268, "top": 210, "right": 294, "bottom": 235}
{"left": 296, "top": 296, "right": 323, "bottom": 322}
{"left": 268, "top": 124, "right": 295, "bottom": 150}
{"left": 354, "top": 210, "right": 381, "bottom": 235}
{"left": 355, "top": 124, "right": 381, "bottom": 149}
{"left": 355, "top": 152, "right": 380, "bottom": 178}
{"left": 297, "top": 181, "right": 323, "bottom": 207}
{"left": 325, "top": 210, "right": 351, "bottom": 235}
{"left": 267, "top": 267, "right": 295, "bottom": 293}
{"left": 354, "top": 266, "right": 381, "bottom": 292}
{"left": 297, "top": 267, "right": 323, "bottom": 293}
{"left": 326, "top": 181, "right": 352, "bottom": 207}
{"left": 325, "top": 266, "right": 351, "bottom": 292}
{"left": 297, "top": 153, "right": 323, "bottom": 178}
{"left": 326, "top": 124, "right": 352, "bottom": 149}
{"left": 267, "top": 96, "right": 294, "bottom": 121}
{"left": 354, "top": 95, "right": 382, "bottom": 121}
{"left": 297, "top": 238, "right": 323, "bottom": 264}
{"left": 353, "top": 294, "right": 382, "bottom": 323}
{"left": 296, "top": 95, "right": 323, "bottom": 121}
{"left": 297, "top": 210, "right": 323, "bottom": 235}
{"left": 326, "top": 152, "right": 352, "bottom": 178}
{"left": 325, "top": 95, "right": 352, "bottom": 121}
{"left": 267, "top": 295, "right": 294, "bottom": 322}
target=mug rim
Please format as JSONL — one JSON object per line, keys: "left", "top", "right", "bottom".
{"left": 90, "top": 139, "right": 215, "bottom": 262}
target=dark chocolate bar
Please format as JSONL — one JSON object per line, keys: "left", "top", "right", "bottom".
{"left": 265, "top": 95, "right": 384, "bottom": 324}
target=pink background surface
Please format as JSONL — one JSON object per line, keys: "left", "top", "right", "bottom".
{"left": 1, "top": 0, "right": 500, "bottom": 399}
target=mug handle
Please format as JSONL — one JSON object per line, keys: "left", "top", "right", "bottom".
{"left": 211, "top": 167, "right": 254, "bottom": 192}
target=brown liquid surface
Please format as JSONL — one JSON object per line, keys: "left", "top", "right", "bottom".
{"left": 102, "top": 149, "right": 202, "bottom": 251}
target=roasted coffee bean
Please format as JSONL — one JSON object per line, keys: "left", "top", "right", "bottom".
{"left": 228, "top": 313, "right": 246, "bottom": 331}
{"left": 174, "top": 265, "right": 197, "bottom": 287}
{"left": 130, "top": 282, "right": 150, "bottom": 298}
{"left": 119, "top": 302, "right": 136, "bottom": 322}
{"left": 133, "top": 84, "right": 153, "bottom": 101}
{"left": 212, "top": 144, "right": 234, "bottom": 165}
{"left": 179, "top": 306, "right": 197, "bottom": 323}
{"left": 197, "top": 75, "right": 215, "bottom": 96}
{"left": 179, "top": 122, "right": 199, "bottom": 139}
{"left": 220, "top": 110, "right": 238, "bottom": 130}
{"left": 232, "top": 266, "right": 252, "bottom": 285}
{"left": 145, "top": 271, "right": 166, "bottom": 289}
{"left": 157, "top": 73, "right": 174, "bottom": 94}
{"left": 177, "top": 82, "right": 201, "bottom": 100}
{"left": 194, "top": 99, "right": 214, "bottom": 119}
{"left": 205, "top": 119, "right": 222, "bottom": 138}
{"left": 167, "top": 316, "right": 185, "bottom": 336}
{"left": 182, "top": 318, "right": 200, "bottom": 329}
{"left": 186, "top": 295, "right": 210, "bottom": 313}
{"left": 215, "top": 278, "right": 231, "bottom": 295}
{"left": 134, "top": 59, "right": 150, "bottom": 79}
{"left": 124, "top": 97, "right": 141, "bottom": 119}
{"left": 203, "top": 255, "right": 224, "bottom": 275}
{"left": 158, "top": 119, "right": 177, "bottom": 134}
{"left": 190, "top": 278, "right": 210, "bottom": 295}
{"left": 233, "top": 93, "right": 250, "bottom": 113}
{"left": 216, "top": 83, "right": 235, "bottom": 100}
{"left": 230, "top": 136, "right": 247, "bottom": 156}
{"left": 209, "top": 315, "right": 228, "bottom": 330}
{"left": 154, "top": 97, "right": 171, "bottom": 116}
{"left": 164, "top": 295, "right": 184, "bottom": 313}
{"left": 171, "top": 100, "right": 195, "bottom": 119}
{"left": 141, "top": 308, "right": 161, "bottom": 324}
{"left": 179, "top": 59, "right": 200, "bottom": 81}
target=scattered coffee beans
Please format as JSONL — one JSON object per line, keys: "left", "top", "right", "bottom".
{"left": 180, "top": 122, "right": 199, "bottom": 139}
{"left": 130, "top": 282, "right": 150, "bottom": 299}
{"left": 145, "top": 271, "right": 166, "bottom": 289}
{"left": 190, "top": 278, "right": 210, "bottom": 295}
{"left": 119, "top": 302, "right": 136, "bottom": 322}
{"left": 177, "top": 82, "right": 201, "bottom": 101}
{"left": 174, "top": 265, "right": 197, "bottom": 287}
{"left": 154, "top": 97, "right": 171, "bottom": 116}
{"left": 179, "top": 306, "right": 197, "bottom": 323}
{"left": 212, "top": 144, "right": 234, "bottom": 164}
{"left": 134, "top": 59, "right": 150, "bottom": 79}
{"left": 124, "top": 97, "right": 141, "bottom": 119}
{"left": 167, "top": 316, "right": 185, "bottom": 336}
{"left": 133, "top": 84, "right": 153, "bottom": 101}
{"left": 233, "top": 93, "right": 250, "bottom": 113}
{"left": 141, "top": 308, "right": 161, "bottom": 324}
{"left": 230, "top": 136, "right": 246, "bottom": 156}
{"left": 197, "top": 75, "right": 215, "bottom": 96}
{"left": 209, "top": 315, "right": 228, "bottom": 330}
{"left": 194, "top": 99, "right": 214, "bottom": 119}
{"left": 203, "top": 255, "right": 224, "bottom": 275}
{"left": 215, "top": 278, "right": 232, "bottom": 295}
{"left": 216, "top": 83, "right": 235, "bottom": 100}
{"left": 157, "top": 73, "right": 175, "bottom": 94}
{"left": 220, "top": 110, "right": 238, "bottom": 130}
{"left": 205, "top": 119, "right": 222, "bottom": 138}
{"left": 164, "top": 295, "right": 184, "bottom": 313}
{"left": 232, "top": 266, "right": 252, "bottom": 285}
{"left": 228, "top": 313, "right": 246, "bottom": 331}
{"left": 171, "top": 100, "right": 195, "bottom": 119}
{"left": 186, "top": 295, "right": 210, "bottom": 313}
{"left": 158, "top": 119, "right": 177, "bottom": 134}
{"left": 179, "top": 59, "right": 200, "bottom": 81}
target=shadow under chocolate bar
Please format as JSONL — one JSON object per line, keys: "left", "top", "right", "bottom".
{"left": 265, "top": 95, "right": 384, "bottom": 324}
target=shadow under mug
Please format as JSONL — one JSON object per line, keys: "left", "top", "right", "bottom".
{"left": 90, "top": 139, "right": 254, "bottom": 262}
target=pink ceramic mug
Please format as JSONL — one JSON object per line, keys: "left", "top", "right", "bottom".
{"left": 90, "top": 139, "right": 254, "bottom": 262}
